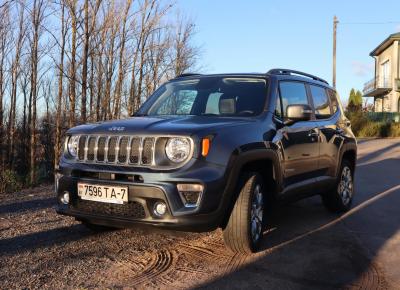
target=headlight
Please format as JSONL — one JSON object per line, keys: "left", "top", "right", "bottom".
{"left": 165, "top": 137, "right": 191, "bottom": 163}
{"left": 67, "top": 135, "right": 79, "bottom": 157}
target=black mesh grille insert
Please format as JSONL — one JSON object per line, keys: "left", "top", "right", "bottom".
{"left": 118, "top": 137, "right": 129, "bottom": 163}
{"left": 78, "top": 136, "right": 87, "bottom": 160}
{"left": 107, "top": 137, "right": 118, "bottom": 162}
{"left": 87, "top": 136, "right": 96, "bottom": 161}
{"left": 129, "top": 137, "right": 141, "bottom": 164}
{"left": 73, "top": 199, "right": 146, "bottom": 219}
{"left": 142, "top": 137, "right": 155, "bottom": 165}
{"left": 97, "top": 137, "right": 107, "bottom": 162}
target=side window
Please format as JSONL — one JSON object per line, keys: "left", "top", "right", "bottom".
{"left": 310, "top": 85, "right": 331, "bottom": 119}
{"left": 279, "top": 81, "right": 309, "bottom": 118}
{"left": 327, "top": 89, "right": 339, "bottom": 114}
{"left": 205, "top": 92, "right": 223, "bottom": 114}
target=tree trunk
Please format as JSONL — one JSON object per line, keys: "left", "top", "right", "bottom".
{"left": 7, "top": 3, "right": 25, "bottom": 169}
{"left": 55, "top": 2, "right": 66, "bottom": 168}
{"left": 29, "top": 0, "right": 44, "bottom": 185}
{"left": 68, "top": 0, "right": 77, "bottom": 127}
{"left": 81, "top": 0, "right": 89, "bottom": 123}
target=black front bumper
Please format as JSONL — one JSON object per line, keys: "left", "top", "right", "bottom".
{"left": 55, "top": 160, "right": 230, "bottom": 232}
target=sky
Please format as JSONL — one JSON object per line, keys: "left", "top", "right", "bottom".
{"left": 177, "top": 0, "right": 400, "bottom": 104}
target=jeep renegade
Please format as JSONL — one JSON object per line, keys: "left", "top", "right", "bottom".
{"left": 56, "top": 69, "right": 357, "bottom": 253}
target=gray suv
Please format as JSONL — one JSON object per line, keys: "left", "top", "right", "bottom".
{"left": 56, "top": 68, "right": 357, "bottom": 253}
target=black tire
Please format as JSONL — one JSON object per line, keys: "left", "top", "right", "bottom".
{"left": 322, "top": 159, "right": 354, "bottom": 212}
{"left": 223, "top": 172, "right": 265, "bottom": 254}
{"left": 80, "top": 220, "right": 117, "bottom": 232}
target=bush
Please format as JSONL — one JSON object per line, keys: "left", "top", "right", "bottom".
{"left": 356, "top": 122, "right": 382, "bottom": 137}
{"left": 0, "top": 169, "right": 22, "bottom": 194}
{"left": 389, "top": 123, "right": 400, "bottom": 137}
{"left": 347, "top": 111, "right": 400, "bottom": 138}
{"left": 346, "top": 111, "right": 369, "bottom": 135}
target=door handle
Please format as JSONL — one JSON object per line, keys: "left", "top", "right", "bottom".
{"left": 335, "top": 127, "right": 344, "bottom": 135}
{"left": 308, "top": 129, "right": 319, "bottom": 137}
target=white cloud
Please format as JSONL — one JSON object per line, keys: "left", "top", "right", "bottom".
{"left": 351, "top": 61, "right": 374, "bottom": 77}
{"left": 396, "top": 24, "right": 400, "bottom": 32}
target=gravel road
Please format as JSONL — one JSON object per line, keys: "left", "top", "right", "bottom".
{"left": 1, "top": 138, "right": 399, "bottom": 289}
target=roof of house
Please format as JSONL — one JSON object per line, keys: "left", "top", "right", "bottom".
{"left": 370, "top": 32, "right": 400, "bottom": 56}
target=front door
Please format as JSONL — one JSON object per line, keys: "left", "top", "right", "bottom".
{"left": 276, "top": 81, "right": 320, "bottom": 187}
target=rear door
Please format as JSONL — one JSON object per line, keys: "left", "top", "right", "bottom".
{"left": 310, "top": 87, "right": 343, "bottom": 178}
{"left": 276, "top": 81, "right": 320, "bottom": 187}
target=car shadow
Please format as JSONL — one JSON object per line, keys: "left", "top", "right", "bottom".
{"left": 198, "top": 157, "right": 400, "bottom": 289}
{"left": 0, "top": 224, "right": 95, "bottom": 256}
{"left": 0, "top": 197, "right": 56, "bottom": 215}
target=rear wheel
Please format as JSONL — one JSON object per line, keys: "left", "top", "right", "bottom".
{"left": 223, "top": 172, "right": 265, "bottom": 254}
{"left": 322, "top": 159, "right": 354, "bottom": 212}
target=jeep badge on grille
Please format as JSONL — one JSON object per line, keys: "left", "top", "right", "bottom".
{"left": 108, "top": 126, "right": 125, "bottom": 132}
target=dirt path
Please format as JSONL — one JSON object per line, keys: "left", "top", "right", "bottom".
{"left": 1, "top": 139, "right": 399, "bottom": 289}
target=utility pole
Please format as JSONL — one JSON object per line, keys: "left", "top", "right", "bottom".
{"left": 333, "top": 15, "right": 339, "bottom": 88}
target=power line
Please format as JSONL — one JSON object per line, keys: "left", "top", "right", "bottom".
{"left": 341, "top": 21, "right": 400, "bottom": 25}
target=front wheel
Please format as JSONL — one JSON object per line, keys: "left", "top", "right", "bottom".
{"left": 322, "top": 159, "right": 354, "bottom": 212}
{"left": 223, "top": 172, "right": 265, "bottom": 254}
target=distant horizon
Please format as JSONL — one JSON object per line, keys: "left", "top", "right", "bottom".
{"left": 177, "top": 0, "right": 400, "bottom": 106}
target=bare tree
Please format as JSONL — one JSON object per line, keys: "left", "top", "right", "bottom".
{"left": 0, "top": 3, "right": 11, "bottom": 169}
{"left": 29, "top": 0, "right": 47, "bottom": 185}
{"left": 113, "top": 0, "right": 132, "bottom": 119}
{"left": 171, "top": 14, "right": 198, "bottom": 77}
{"left": 0, "top": 0, "right": 200, "bottom": 189}
{"left": 54, "top": 1, "right": 67, "bottom": 168}
{"left": 66, "top": 0, "right": 78, "bottom": 127}
{"left": 7, "top": 1, "right": 26, "bottom": 169}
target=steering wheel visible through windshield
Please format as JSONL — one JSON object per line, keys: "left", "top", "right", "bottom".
{"left": 137, "top": 76, "right": 268, "bottom": 117}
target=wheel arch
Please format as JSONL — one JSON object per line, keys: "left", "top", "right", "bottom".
{"left": 337, "top": 141, "right": 357, "bottom": 177}
{"left": 219, "top": 149, "right": 282, "bottom": 228}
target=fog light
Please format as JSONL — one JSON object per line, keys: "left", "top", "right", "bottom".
{"left": 177, "top": 184, "right": 204, "bottom": 208}
{"left": 60, "top": 192, "right": 70, "bottom": 205}
{"left": 154, "top": 201, "right": 167, "bottom": 217}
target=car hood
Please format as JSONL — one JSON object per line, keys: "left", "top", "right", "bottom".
{"left": 67, "top": 115, "right": 257, "bottom": 136}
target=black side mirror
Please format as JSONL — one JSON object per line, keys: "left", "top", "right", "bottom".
{"left": 285, "top": 104, "right": 312, "bottom": 125}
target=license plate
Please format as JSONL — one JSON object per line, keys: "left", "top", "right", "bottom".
{"left": 78, "top": 183, "right": 128, "bottom": 204}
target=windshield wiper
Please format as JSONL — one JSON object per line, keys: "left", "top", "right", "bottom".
{"left": 200, "top": 113, "right": 219, "bottom": 117}
{"left": 133, "top": 113, "right": 148, "bottom": 117}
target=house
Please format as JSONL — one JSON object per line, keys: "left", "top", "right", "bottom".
{"left": 363, "top": 33, "right": 400, "bottom": 112}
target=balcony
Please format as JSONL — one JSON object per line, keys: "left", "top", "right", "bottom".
{"left": 363, "top": 75, "right": 392, "bottom": 97}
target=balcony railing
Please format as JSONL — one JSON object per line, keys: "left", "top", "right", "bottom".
{"left": 363, "top": 75, "right": 392, "bottom": 95}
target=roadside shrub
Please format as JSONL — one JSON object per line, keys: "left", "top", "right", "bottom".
{"left": 0, "top": 169, "right": 22, "bottom": 194}
{"left": 347, "top": 111, "right": 400, "bottom": 138}
{"left": 356, "top": 122, "right": 382, "bottom": 137}
{"left": 346, "top": 111, "right": 369, "bottom": 136}
{"left": 389, "top": 123, "right": 400, "bottom": 137}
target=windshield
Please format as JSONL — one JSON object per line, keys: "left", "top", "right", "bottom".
{"left": 137, "top": 77, "right": 267, "bottom": 117}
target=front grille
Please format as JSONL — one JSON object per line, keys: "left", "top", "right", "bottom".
{"left": 72, "top": 199, "right": 146, "bottom": 219}
{"left": 77, "top": 135, "right": 156, "bottom": 166}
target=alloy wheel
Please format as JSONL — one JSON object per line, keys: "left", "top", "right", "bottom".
{"left": 338, "top": 166, "right": 353, "bottom": 206}
{"left": 250, "top": 184, "right": 264, "bottom": 243}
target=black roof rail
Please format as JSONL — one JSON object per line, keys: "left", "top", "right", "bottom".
{"left": 175, "top": 73, "right": 202, "bottom": 78}
{"left": 267, "top": 68, "right": 329, "bottom": 85}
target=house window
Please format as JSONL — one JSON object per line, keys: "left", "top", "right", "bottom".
{"left": 398, "top": 97, "right": 400, "bottom": 112}
{"left": 381, "top": 60, "right": 390, "bottom": 87}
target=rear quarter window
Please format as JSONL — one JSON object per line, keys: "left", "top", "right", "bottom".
{"left": 310, "top": 85, "right": 332, "bottom": 119}
{"left": 327, "top": 89, "right": 339, "bottom": 114}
